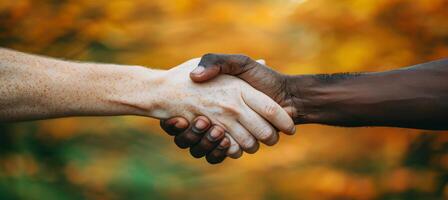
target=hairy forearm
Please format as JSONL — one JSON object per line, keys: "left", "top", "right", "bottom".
{"left": 289, "top": 59, "right": 448, "bottom": 130}
{"left": 0, "top": 48, "right": 163, "bottom": 122}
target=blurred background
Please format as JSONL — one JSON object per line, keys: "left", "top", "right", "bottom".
{"left": 1, "top": 0, "right": 448, "bottom": 199}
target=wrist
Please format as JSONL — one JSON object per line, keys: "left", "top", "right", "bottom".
{"left": 284, "top": 75, "right": 318, "bottom": 124}
{"left": 75, "top": 62, "right": 166, "bottom": 117}
{"left": 286, "top": 72, "right": 374, "bottom": 126}
{"left": 284, "top": 74, "right": 352, "bottom": 125}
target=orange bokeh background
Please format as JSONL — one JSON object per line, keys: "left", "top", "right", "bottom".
{"left": 1, "top": 0, "right": 447, "bottom": 199}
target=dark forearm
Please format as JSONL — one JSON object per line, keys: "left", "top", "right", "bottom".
{"left": 288, "top": 59, "right": 448, "bottom": 130}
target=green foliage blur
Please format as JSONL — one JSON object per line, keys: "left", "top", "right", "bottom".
{"left": 1, "top": 0, "right": 448, "bottom": 199}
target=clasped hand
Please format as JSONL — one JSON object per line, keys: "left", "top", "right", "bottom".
{"left": 155, "top": 56, "right": 295, "bottom": 163}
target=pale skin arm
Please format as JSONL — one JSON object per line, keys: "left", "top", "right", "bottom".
{"left": 0, "top": 48, "right": 295, "bottom": 159}
{"left": 0, "top": 48, "right": 160, "bottom": 121}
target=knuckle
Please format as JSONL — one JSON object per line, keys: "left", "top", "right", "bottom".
{"left": 202, "top": 53, "right": 216, "bottom": 58}
{"left": 201, "top": 53, "right": 218, "bottom": 63}
{"left": 264, "top": 103, "right": 279, "bottom": 117}
{"left": 199, "top": 138, "right": 213, "bottom": 150}
{"left": 183, "top": 133, "right": 200, "bottom": 144}
{"left": 235, "top": 54, "right": 250, "bottom": 62}
{"left": 208, "top": 151, "right": 220, "bottom": 159}
{"left": 233, "top": 54, "right": 255, "bottom": 69}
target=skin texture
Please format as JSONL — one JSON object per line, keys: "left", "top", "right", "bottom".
{"left": 162, "top": 53, "right": 448, "bottom": 164}
{"left": 149, "top": 59, "right": 295, "bottom": 157}
{"left": 0, "top": 48, "right": 154, "bottom": 120}
{"left": 291, "top": 62, "right": 448, "bottom": 129}
{"left": 0, "top": 48, "right": 295, "bottom": 160}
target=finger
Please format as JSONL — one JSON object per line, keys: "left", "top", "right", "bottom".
{"left": 189, "top": 125, "right": 225, "bottom": 158}
{"left": 242, "top": 88, "right": 296, "bottom": 135}
{"left": 160, "top": 117, "right": 189, "bottom": 136}
{"left": 174, "top": 116, "right": 211, "bottom": 149}
{"left": 238, "top": 107, "right": 279, "bottom": 146}
{"left": 256, "top": 59, "right": 266, "bottom": 65}
{"left": 191, "top": 54, "right": 253, "bottom": 83}
{"left": 226, "top": 133, "right": 243, "bottom": 159}
{"left": 206, "top": 137, "right": 230, "bottom": 164}
{"left": 225, "top": 121, "right": 259, "bottom": 154}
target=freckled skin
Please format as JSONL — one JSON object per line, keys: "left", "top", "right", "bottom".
{"left": 0, "top": 48, "right": 294, "bottom": 158}
{"left": 0, "top": 48, "right": 158, "bottom": 121}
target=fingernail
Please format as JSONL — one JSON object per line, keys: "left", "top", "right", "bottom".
{"left": 194, "top": 119, "right": 208, "bottom": 130}
{"left": 174, "top": 120, "right": 184, "bottom": 129}
{"left": 191, "top": 66, "right": 205, "bottom": 75}
{"left": 166, "top": 118, "right": 178, "bottom": 126}
{"left": 207, "top": 128, "right": 223, "bottom": 142}
{"left": 217, "top": 137, "right": 230, "bottom": 149}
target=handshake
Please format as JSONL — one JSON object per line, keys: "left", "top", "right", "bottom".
{"left": 157, "top": 54, "right": 300, "bottom": 164}
{"left": 155, "top": 54, "right": 448, "bottom": 164}
{"left": 1, "top": 48, "right": 447, "bottom": 165}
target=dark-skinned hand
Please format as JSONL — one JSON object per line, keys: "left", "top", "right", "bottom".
{"left": 160, "top": 116, "right": 231, "bottom": 164}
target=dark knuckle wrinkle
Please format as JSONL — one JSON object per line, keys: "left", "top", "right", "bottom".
{"left": 210, "top": 152, "right": 221, "bottom": 160}
{"left": 184, "top": 133, "right": 199, "bottom": 144}
{"left": 201, "top": 53, "right": 219, "bottom": 65}
{"left": 201, "top": 139, "right": 215, "bottom": 151}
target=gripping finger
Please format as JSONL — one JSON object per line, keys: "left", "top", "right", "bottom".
{"left": 238, "top": 107, "right": 279, "bottom": 146}
{"left": 226, "top": 133, "right": 243, "bottom": 159}
{"left": 242, "top": 88, "right": 296, "bottom": 135}
{"left": 160, "top": 117, "right": 189, "bottom": 136}
{"left": 206, "top": 137, "right": 230, "bottom": 164}
{"left": 189, "top": 125, "right": 226, "bottom": 158}
{"left": 225, "top": 121, "right": 259, "bottom": 154}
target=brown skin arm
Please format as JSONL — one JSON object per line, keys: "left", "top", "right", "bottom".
{"left": 288, "top": 60, "right": 448, "bottom": 129}
{"left": 161, "top": 54, "right": 448, "bottom": 165}
{"left": 190, "top": 54, "right": 448, "bottom": 130}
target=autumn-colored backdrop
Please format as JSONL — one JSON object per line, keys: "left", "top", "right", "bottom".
{"left": 1, "top": 0, "right": 447, "bottom": 199}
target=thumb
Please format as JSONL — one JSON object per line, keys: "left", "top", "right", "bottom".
{"left": 190, "top": 54, "right": 254, "bottom": 83}
{"left": 190, "top": 64, "right": 221, "bottom": 83}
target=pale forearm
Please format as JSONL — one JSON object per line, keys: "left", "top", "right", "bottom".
{"left": 0, "top": 48, "right": 163, "bottom": 121}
